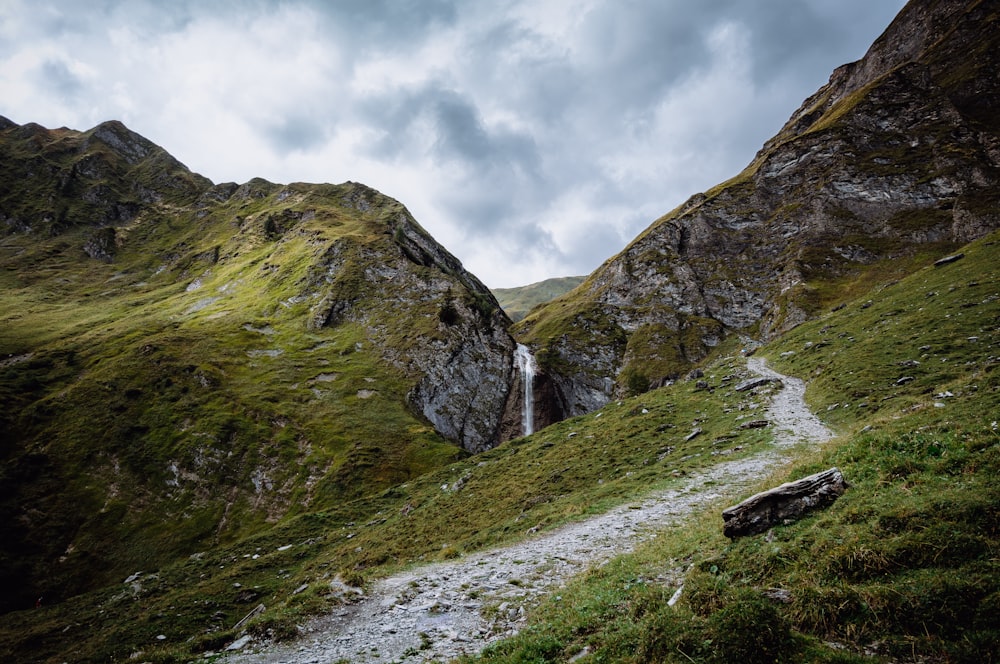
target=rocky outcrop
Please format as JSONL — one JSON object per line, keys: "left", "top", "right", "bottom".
{"left": 517, "top": 0, "right": 1000, "bottom": 416}
{"left": 303, "top": 183, "right": 520, "bottom": 453}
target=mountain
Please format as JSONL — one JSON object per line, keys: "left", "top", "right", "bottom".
{"left": 517, "top": 0, "right": 1000, "bottom": 423}
{"left": 1, "top": 1, "right": 998, "bottom": 662}
{"left": 492, "top": 276, "right": 586, "bottom": 322}
{"left": 0, "top": 118, "right": 533, "bottom": 613}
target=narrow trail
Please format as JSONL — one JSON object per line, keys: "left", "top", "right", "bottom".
{"left": 227, "top": 358, "right": 833, "bottom": 664}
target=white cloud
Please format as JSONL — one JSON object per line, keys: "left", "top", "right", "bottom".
{"left": 1, "top": 0, "right": 906, "bottom": 287}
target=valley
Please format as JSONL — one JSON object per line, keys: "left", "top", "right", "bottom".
{"left": 226, "top": 357, "right": 831, "bottom": 663}
{"left": 1, "top": 1, "right": 998, "bottom": 662}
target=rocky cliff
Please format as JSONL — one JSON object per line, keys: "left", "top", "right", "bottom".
{"left": 517, "top": 0, "right": 1000, "bottom": 418}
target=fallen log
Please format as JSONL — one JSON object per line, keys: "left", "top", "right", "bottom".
{"left": 722, "top": 467, "right": 848, "bottom": 538}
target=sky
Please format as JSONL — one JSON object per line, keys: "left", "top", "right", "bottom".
{"left": 1, "top": 0, "right": 907, "bottom": 288}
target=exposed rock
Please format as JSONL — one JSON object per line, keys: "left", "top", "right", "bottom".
{"left": 684, "top": 428, "right": 703, "bottom": 442}
{"left": 735, "top": 377, "right": 779, "bottom": 392}
{"left": 722, "top": 467, "right": 848, "bottom": 538}
{"left": 83, "top": 227, "right": 118, "bottom": 261}
{"left": 934, "top": 252, "right": 965, "bottom": 266}
{"left": 761, "top": 588, "right": 794, "bottom": 604}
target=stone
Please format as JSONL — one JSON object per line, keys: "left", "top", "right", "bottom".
{"left": 722, "top": 467, "right": 848, "bottom": 538}
{"left": 762, "top": 588, "right": 794, "bottom": 604}
{"left": 226, "top": 635, "right": 253, "bottom": 651}
{"left": 934, "top": 253, "right": 965, "bottom": 266}
{"left": 735, "top": 377, "right": 779, "bottom": 392}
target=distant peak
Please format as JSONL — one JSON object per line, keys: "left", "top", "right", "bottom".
{"left": 85, "top": 120, "right": 157, "bottom": 165}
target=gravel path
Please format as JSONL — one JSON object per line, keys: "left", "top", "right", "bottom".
{"left": 226, "top": 358, "right": 833, "bottom": 664}
{"left": 745, "top": 356, "right": 833, "bottom": 446}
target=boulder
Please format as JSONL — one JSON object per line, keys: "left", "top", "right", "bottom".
{"left": 722, "top": 467, "right": 848, "bottom": 538}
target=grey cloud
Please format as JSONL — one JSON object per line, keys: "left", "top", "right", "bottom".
{"left": 39, "top": 59, "right": 84, "bottom": 100}
{"left": 362, "top": 83, "right": 540, "bottom": 177}
{"left": 264, "top": 114, "right": 331, "bottom": 155}
{"left": 730, "top": 1, "right": 906, "bottom": 86}
{"left": 303, "top": 0, "right": 458, "bottom": 53}
{"left": 33, "top": 0, "right": 195, "bottom": 39}
{"left": 5, "top": 0, "right": 909, "bottom": 286}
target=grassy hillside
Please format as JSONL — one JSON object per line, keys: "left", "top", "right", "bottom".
{"left": 0, "top": 181, "right": 474, "bottom": 608}
{"left": 0, "top": 330, "right": 781, "bottom": 662}
{"left": 492, "top": 276, "right": 586, "bottom": 322}
{"left": 462, "top": 233, "right": 999, "bottom": 663}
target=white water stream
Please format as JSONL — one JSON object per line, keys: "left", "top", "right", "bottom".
{"left": 513, "top": 344, "right": 537, "bottom": 436}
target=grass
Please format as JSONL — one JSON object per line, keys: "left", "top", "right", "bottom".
{"left": 0, "top": 321, "right": 785, "bottom": 662}
{"left": 3, "top": 94, "right": 999, "bottom": 662}
{"left": 0, "top": 120, "right": 506, "bottom": 661}
{"left": 3, "top": 221, "right": 995, "bottom": 663}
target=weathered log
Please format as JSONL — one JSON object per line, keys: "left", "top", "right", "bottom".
{"left": 722, "top": 467, "right": 848, "bottom": 538}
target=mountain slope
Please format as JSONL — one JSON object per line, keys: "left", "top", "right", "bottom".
{"left": 492, "top": 276, "right": 586, "bottom": 322}
{"left": 516, "top": 0, "right": 1000, "bottom": 422}
{"left": 0, "top": 119, "right": 524, "bottom": 613}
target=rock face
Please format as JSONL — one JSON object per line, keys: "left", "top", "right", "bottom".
{"left": 518, "top": 0, "right": 1000, "bottom": 417}
{"left": 308, "top": 182, "right": 519, "bottom": 453}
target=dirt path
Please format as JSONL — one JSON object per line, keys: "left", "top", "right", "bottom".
{"left": 226, "top": 358, "right": 832, "bottom": 663}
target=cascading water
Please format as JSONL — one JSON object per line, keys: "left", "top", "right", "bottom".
{"left": 514, "top": 344, "right": 537, "bottom": 436}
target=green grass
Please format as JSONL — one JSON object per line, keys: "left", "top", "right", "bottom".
{"left": 0, "top": 125, "right": 493, "bottom": 659}
{"left": 4, "top": 224, "right": 995, "bottom": 662}
{"left": 0, "top": 325, "right": 783, "bottom": 662}
{"left": 3, "top": 111, "right": 999, "bottom": 663}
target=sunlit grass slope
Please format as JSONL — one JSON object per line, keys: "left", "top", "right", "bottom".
{"left": 492, "top": 276, "right": 586, "bottom": 322}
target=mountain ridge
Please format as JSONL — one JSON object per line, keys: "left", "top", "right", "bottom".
{"left": 0, "top": 117, "right": 535, "bottom": 614}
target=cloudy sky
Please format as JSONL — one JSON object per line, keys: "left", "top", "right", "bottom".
{"left": 1, "top": 0, "right": 906, "bottom": 287}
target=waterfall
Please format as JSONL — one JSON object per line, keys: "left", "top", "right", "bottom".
{"left": 514, "top": 344, "right": 537, "bottom": 436}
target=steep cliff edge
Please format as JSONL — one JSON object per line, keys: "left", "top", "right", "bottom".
{"left": 516, "top": 0, "right": 1000, "bottom": 418}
